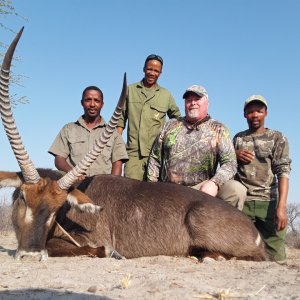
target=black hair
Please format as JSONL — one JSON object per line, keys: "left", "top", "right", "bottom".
{"left": 81, "top": 86, "right": 103, "bottom": 101}
{"left": 144, "top": 54, "right": 164, "bottom": 68}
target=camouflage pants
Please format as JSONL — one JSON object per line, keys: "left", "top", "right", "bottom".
{"left": 124, "top": 156, "right": 148, "bottom": 181}
{"left": 191, "top": 180, "right": 247, "bottom": 211}
{"left": 243, "top": 200, "right": 287, "bottom": 262}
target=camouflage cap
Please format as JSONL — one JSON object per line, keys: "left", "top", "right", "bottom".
{"left": 244, "top": 95, "right": 268, "bottom": 110}
{"left": 182, "top": 85, "right": 208, "bottom": 99}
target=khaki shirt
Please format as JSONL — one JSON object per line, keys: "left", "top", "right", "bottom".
{"left": 118, "top": 81, "right": 181, "bottom": 157}
{"left": 48, "top": 116, "right": 128, "bottom": 176}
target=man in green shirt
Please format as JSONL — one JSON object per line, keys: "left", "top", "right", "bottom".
{"left": 49, "top": 86, "right": 128, "bottom": 178}
{"left": 117, "top": 54, "right": 181, "bottom": 181}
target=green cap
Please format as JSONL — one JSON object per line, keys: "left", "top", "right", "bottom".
{"left": 244, "top": 95, "right": 268, "bottom": 110}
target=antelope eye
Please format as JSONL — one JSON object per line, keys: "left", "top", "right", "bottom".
{"left": 18, "top": 191, "right": 27, "bottom": 206}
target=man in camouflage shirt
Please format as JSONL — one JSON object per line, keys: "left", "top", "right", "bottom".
{"left": 233, "top": 95, "right": 291, "bottom": 263}
{"left": 147, "top": 85, "right": 246, "bottom": 210}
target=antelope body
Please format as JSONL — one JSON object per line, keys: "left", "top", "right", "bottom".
{"left": 3, "top": 168, "right": 267, "bottom": 261}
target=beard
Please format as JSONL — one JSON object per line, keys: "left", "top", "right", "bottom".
{"left": 187, "top": 109, "right": 200, "bottom": 120}
{"left": 185, "top": 107, "right": 208, "bottom": 123}
{"left": 185, "top": 99, "right": 209, "bottom": 123}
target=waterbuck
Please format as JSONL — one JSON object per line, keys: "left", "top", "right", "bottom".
{"left": 0, "top": 28, "right": 267, "bottom": 262}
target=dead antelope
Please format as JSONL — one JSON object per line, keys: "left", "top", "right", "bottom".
{"left": 0, "top": 28, "right": 267, "bottom": 262}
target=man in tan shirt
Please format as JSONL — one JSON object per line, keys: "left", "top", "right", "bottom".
{"left": 49, "top": 86, "right": 128, "bottom": 177}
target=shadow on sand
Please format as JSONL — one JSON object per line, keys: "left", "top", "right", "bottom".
{"left": 0, "top": 288, "right": 113, "bottom": 300}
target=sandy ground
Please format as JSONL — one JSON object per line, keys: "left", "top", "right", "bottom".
{"left": 0, "top": 232, "right": 300, "bottom": 300}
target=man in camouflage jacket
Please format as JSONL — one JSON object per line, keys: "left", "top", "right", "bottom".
{"left": 233, "top": 95, "right": 291, "bottom": 263}
{"left": 147, "top": 85, "right": 246, "bottom": 210}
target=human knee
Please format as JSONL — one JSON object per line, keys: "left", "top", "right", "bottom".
{"left": 218, "top": 180, "right": 247, "bottom": 210}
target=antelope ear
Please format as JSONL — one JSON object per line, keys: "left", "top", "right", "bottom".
{"left": 66, "top": 188, "right": 102, "bottom": 213}
{"left": 0, "top": 171, "right": 24, "bottom": 188}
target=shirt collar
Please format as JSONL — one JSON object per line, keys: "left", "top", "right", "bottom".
{"left": 137, "top": 79, "right": 160, "bottom": 91}
{"left": 184, "top": 115, "right": 211, "bottom": 130}
{"left": 77, "top": 115, "right": 106, "bottom": 130}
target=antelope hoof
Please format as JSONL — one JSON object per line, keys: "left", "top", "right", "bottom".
{"left": 106, "top": 245, "right": 126, "bottom": 260}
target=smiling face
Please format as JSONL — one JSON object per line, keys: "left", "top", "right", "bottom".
{"left": 143, "top": 59, "right": 162, "bottom": 88}
{"left": 184, "top": 92, "right": 209, "bottom": 123}
{"left": 81, "top": 89, "right": 104, "bottom": 121}
{"left": 244, "top": 101, "right": 268, "bottom": 133}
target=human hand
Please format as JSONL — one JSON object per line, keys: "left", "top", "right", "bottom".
{"left": 236, "top": 149, "right": 255, "bottom": 163}
{"left": 199, "top": 180, "right": 218, "bottom": 197}
{"left": 276, "top": 207, "right": 288, "bottom": 231}
{"left": 76, "top": 175, "right": 86, "bottom": 183}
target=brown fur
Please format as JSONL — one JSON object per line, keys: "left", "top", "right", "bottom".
{"left": 5, "top": 169, "right": 267, "bottom": 261}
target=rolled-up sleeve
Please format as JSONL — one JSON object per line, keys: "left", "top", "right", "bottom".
{"left": 48, "top": 125, "right": 70, "bottom": 158}
{"left": 111, "top": 132, "right": 128, "bottom": 163}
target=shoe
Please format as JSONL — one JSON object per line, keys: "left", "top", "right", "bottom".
{"left": 275, "top": 259, "right": 287, "bottom": 265}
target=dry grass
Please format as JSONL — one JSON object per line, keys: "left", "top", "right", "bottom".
{"left": 0, "top": 194, "right": 13, "bottom": 233}
{"left": 192, "top": 285, "right": 266, "bottom": 299}
{"left": 286, "top": 231, "right": 300, "bottom": 249}
{"left": 119, "top": 274, "right": 131, "bottom": 289}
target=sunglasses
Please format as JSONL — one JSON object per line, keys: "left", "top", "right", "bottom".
{"left": 145, "top": 54, "right": 163, "bottom": 66}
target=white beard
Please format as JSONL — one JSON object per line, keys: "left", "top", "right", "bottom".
{"left": 187, "top": 109, "right": 200, "bottom": 120}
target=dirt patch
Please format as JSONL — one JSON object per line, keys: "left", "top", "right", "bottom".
{"left": 0, "top": 232, "right": 300, "bottom": 299}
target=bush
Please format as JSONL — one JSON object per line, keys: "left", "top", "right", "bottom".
{"left": 285, "top": 231, "right": 300, "bottom": 249}
{"left": 0, "top": 196, "right": 13, "bottom": 233}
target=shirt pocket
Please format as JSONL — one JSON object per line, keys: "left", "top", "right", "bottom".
{"left": 150, "top": 103, "right": 168, "bottom": 122}
{"left": 68, "top": 136, "right": 86, "bottom": 158}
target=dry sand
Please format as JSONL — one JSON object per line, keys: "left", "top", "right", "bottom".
{"left": 0, "top": 232, "right": 300, "bottom": 299}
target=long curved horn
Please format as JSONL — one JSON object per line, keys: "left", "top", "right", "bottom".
{"left": 0, "top": 27, "right": 40, "bottom": 183}
{"left": 57, "top": 73, "right": 127, "bottom": 190}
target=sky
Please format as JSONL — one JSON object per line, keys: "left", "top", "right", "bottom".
{"left": 0, "top": 0, "right": 299, "bottom": 203}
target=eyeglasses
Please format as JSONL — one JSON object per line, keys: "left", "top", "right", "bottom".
{"left": 145, "top": 54, "right": 163, "bottom": 66}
